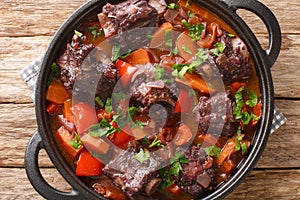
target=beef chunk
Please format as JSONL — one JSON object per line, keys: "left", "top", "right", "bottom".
{"left": 71, "top": 49, "right": 119, "bottom": 102}
{"left": 213, "top": 33, "right": 252, "bottom": 85}
{"left": 177, "top": 146, "right": 215, "bottom": 196}
{"left": 192, "top": 92, "right": 236, "bottom": 137}
{"left": 102, "top": 149, "right": 162, "bottom": 199}
{"left": 148, "top": 0, "right": 167, "bottom": 16}
{"left": 98, "top": 0, "right": 159, "bottom": 38}
{"left": 57, "top": 34, "right": 94, "bottom": 90}
{"left": 130, "top": 63, "right": 178, "bottom": 114}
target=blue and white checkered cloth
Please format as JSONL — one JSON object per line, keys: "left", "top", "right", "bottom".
{"left": 20, "top": 55, "right": 287, "bottom": 134}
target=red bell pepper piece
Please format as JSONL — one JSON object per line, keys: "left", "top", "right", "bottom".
{"left": 174, "top": 89, "right": 193, "bottom": 113}
{"left": 166, "top": 183, "right": 181, "bottom": 196}
{"left": 115, "top": 59, "right": 137, "bottom": 88}
{"left": 112, "top": 125, "right": 133, "bottom": 148}
{"left": 75, "top": 149, "right": 105, "bottom": 176}
{"left": 231, "top": 82, "right": 246, "bottom": 92}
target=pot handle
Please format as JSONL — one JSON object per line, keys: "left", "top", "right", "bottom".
{"left": 25, "top": 131, "right": 83, "bottom": 200}
{"left": 222, "top": 0, "right": 281, "bottom": 68}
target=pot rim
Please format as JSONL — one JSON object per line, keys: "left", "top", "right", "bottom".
{"left": 33, "top": 0, "right": 276, "bottom": 199}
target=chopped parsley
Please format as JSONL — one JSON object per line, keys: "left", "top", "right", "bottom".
{"left": 130, "top": 120, "right": 148, "bottom": 129}
{"left": 149, "top": 137, "right": 164, "bottom": 148}
{"left": 146, "top": 30, "right": 154, "bottom": 40}
{"left": 227, "top": 33, "right": 236, "bottom": 37}
{"left": 69, "top": 132, "right": 82, "bottom": 149}
{"left": 233, "top": 87, "right": 261, "bottom": 125}
{"left": 105, "top": 98, "right": 112, "bottom": 113}
{"left": 111, "top": 43, "right": 131, "bottom": 62}
{"left": 245, "top": 89, "right": 258, "bottom": 107}
{"left": 128, "top": 106, "right": 140, "bottom": 119}
{"left": 95, "top": 96, "right": 104, "bottom": 108}
{"left": 167, "top": 3, "right": 178, "bottom": 9}
{"left": 182, "top": 45, "right": 193, "bottom": 55}
{"left": 154, "top": 65, "right": 165, "bottom": 80}
{"left": 87, "top": 25, "right": 102, "bottom": 39}
{"left": 182, "top": 19, "right": 204, "bottom": 41}
{"left": 159, "top": 153, "right": 188, "bottom": 190}
{"left": 187, "top": 11, "right": 195, "bottom": 18}
{"left": 51, "top": 62, "right": 60, "bottom": 77}
{"left": 165, "top": 29, "right": 173, "bottom": 48}
{"left": 210, "top": 42, "right": 226, "bottom": 57}
{"left": 241, "top": 143, "right": 248, "bottom": 155}
{"left": 203, "top": 145, "right": 221, "bottom": 157}
{"left": 241, "top": 111, "right": 252, "bottom": 125}
{"left": 74, "top": 30, "right": 83, "bottom": 37}
{"left": 134, "top": 149, "right": 150, "bottom": 163}
{"left": 89, "top": 118, "right": 117, "bottom": 137}
{"left": 48, "top": 62, "right": 60, "bottom": 85}
{"left": 186, "top": 0, "right": 192, "bottom": 7}
{"left": 172, "top": 48, "right": 207, "bottom": 78}
{"left": 235, "top": 126, "right": 243, "bottom": 151}
{"left": 233, "top": 86, "right": 245, "bottom": 120}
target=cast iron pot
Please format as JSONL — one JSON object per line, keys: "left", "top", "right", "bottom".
{"left": 25, "top": 0, "right": 281, "bottom": 199}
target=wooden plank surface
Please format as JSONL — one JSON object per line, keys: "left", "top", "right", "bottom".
{"left": 0, "top": 167, "right": 299, "bottom": 199}
{"left": 0, "top": 0, "right": 299, "bottom": 199}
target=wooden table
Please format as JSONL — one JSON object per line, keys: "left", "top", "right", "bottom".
{"left": 1, "top": 0, "right": 299, "bottom": 199}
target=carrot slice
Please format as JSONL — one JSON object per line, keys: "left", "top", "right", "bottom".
{"left": 150, "top": 22, "right": 173, "bottom": 48}
{"left": 176, "top": 73, "right": 214, "bottom": 94}
{"left": 63, "top": 99, "right": 74, "bottom": 123}
{"left": 46, "top": 80, "right": 70, "bottom": 104}
{"left": 124, "top": 49, "right": 150, "bottom": 65}
{"left": 216, "top": 139, "right": 236, "bottom": 166}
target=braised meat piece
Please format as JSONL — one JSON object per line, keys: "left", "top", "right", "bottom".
{"left": 192, "top": 92, "right": 236, "bottom": 137}
{"left": 71, "top": 49, "right": 119, "bottom": 102}
{"left": 57, "top": 34, "right": 94, "bottom": 90}
{"left": 177, "top": 146, "right": 215, "bottom": 196}
{"left": 98, "top": 0, "right": 159, "bottom": 38}
{"left": 213, "top": 32, "right": 253, "bottom": 85}
{"left": 130, "top": 63, "right": 178, "bottom": 114}
{"left": 102, "top": 149, "right": 162, "bottom": 199}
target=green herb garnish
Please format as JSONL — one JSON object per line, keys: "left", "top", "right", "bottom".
{"left": 165, "top": 29, "right": 173, "bottom": 48}
{"left": 69, "top": 132, "right": 82, "bottom": 149}
{"left": 87, "top": 25, "right": 102, "bottom": 39}
{"left": 74, "top": 30, "right": 83, "bottom": 37}
{"left": 186, "top": 0, "right": 192, "bottom": 7}
{"left": 154, "top": 65, "right": 165, "bottom": 80}
{"left": 159, "top": 153, "right": 188, "bottom": 190}
{"left": 203, "top": 145, "right": 221, "bottom": 157}
{"left": 134, "top": 149, "right": 150, "bottom": 163}
{"left": 210, "top": 42, "right": 226, "bottom": 57}
{"left": 245, "top": 89, "right": 258, "bottom": 107}
{"left": 149, "top": 137, "right": 164, "bottom": 148}
{"left": 182, "top": 19, "right": 204, "bottom": 41}
{"left": 233, "top": 86, "right": 245, "bottom": 119}
{"left": 95, "top": 96, "right": 104, "bottom": 107}
{"left": 241, "top": 143, "right": 248, "bottom": 155}
{"left": 182, "top": 45, "right": 193, "bottom": 55}
{"left": 168, "top": 3, "right": 178, "bottom": 9}
{"left": 105, "top": 98, "right": 112, "bottom": 113}
{"left": 89, "top": 118, "right": 117, "bottom": 137}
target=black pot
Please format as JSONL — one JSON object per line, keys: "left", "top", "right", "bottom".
{"left": 25, "top": 0, "right": 281, "bottom": 199}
